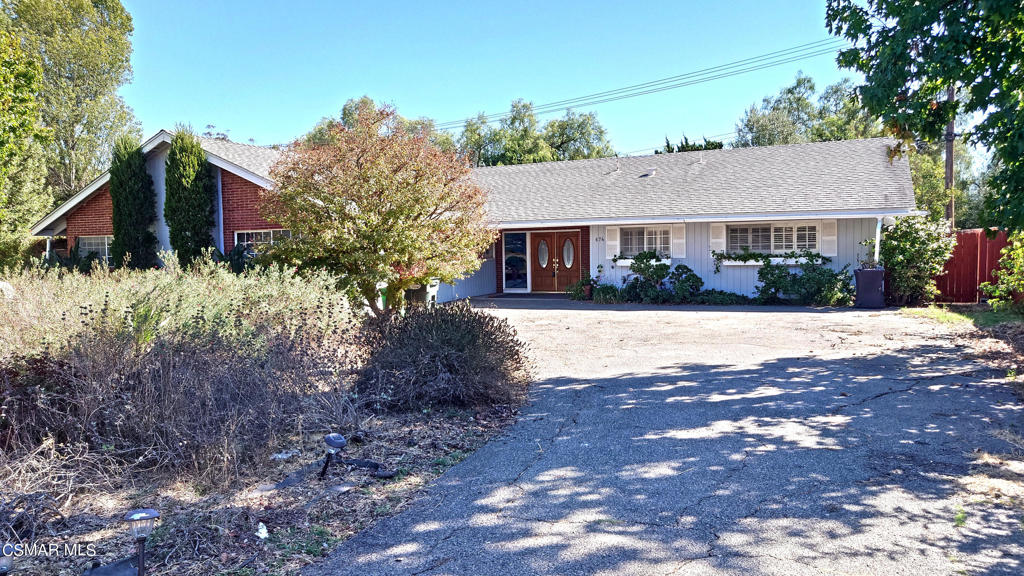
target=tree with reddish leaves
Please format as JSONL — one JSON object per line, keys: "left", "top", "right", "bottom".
{"left": 264, "top": 105, "right": 495, "bottom": 317}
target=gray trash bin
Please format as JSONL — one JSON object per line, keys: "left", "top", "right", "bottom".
{"left": 854, "top": 268, "right": 885, "bottom": 308}
{"left": 405, "top": 278, "right": 440, "bottom": 308}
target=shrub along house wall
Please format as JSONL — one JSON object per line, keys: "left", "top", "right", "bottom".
{"left": 588, "top": 219, "right": 877, "bottom": 296}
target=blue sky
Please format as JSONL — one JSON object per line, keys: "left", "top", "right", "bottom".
{"left": 120, "top": 1, "right": 856, "bottom": 155}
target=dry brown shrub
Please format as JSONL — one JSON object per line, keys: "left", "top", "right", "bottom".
{"left": 359, "top": 301, "right": 531, "bottom": 410}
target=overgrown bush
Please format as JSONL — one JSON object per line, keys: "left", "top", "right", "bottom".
{"left": 622, "top": 251, "right": 672, "bottom": 303}
{"left": 359, "top": 301, "right": 530, "bottom": 410}
{"left": 873, "top": 216, "right": 956, "bottom": 305}
{"left": 754, "top": 252, "right": 853, "bottom": 306}
{"left": 669, "top": 264, "right": 704, "bottom": 302}
{"left": 1, "top": 256, "right": 362, "bottom": 487}
{"left": 982, "top": 231, "right": 1024, "bottom": 311}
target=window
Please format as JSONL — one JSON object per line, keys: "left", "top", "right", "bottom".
{"left": 235, "top": 229, "right": 291, "bottom": 250}
{"left": 726, "top": 223, "right": 818, "bottom": 254}
{"left": 503, "top": 232, "right": 527, "bottom": 289}
{"left": 727, "top": 226, "right": 771, "bottom": 252}
{"left": 77, "top": 236, "right": 112, "bottom": 264}
{"left": 620, "top": 226, "right": 671, "bottom": 258}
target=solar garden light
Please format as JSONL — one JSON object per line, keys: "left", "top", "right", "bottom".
{"left": 124, "top": 508, "right": 160, "bottom": 576}
{"left": 0, "top": 544, "right": 13, "bottom": 575}
{"left": 319, "top": 433, "right": 348, "bottom": 480}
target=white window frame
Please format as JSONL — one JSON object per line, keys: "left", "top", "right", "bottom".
{"left": 725, "top": 221, "right": 819, "bottom": 254}
{"left": 234, "top": 229, "right": 291, "bottom": 250}
{"left": 617, "top": 225, "right": 671, "bottom": 260}
{"left": 501, "top": 231, "right": 531, "bottom": 293}
{"left": 76, "top": 235, "right": 113, "bottom": 265}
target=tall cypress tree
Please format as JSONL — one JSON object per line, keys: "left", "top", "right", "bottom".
{"left": 109, "top": 135, "right": 158, "bottom": 268}
{"left": 164, "top": 126, "right": 215, "bottom": 266}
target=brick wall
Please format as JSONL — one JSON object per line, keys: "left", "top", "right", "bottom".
{"left": 221, "top": 169, "right": 279, "bottom": 253}
{"left": 66, "top": 184, "right": 113, "bottom": 249}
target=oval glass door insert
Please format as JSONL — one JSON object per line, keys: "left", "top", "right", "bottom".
{"left": 562, "top": 238, "right": 575, "bottom": 268}
{"left": 537, "top": 240, "right": 549, "bottom": 268}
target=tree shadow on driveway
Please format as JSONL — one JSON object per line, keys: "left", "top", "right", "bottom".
{"left": 309, "top": 341, "right": 1024, "bottom": 576}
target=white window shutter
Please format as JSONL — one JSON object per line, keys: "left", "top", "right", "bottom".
{"left": 820, "top": 219, "right": 838, "bottom": 256}
{"left": 605, "top": 227, "right": 619, "bottom": 260}
{"left": 671, "top": 223, "right": 686, "bottom": 258}
{"left": 709, "top": 223, "right": 726, "bottom": 252}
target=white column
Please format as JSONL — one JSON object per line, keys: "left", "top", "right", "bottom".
{"left": 45, "top": 237, "right": 51, "bottom": 259}
{"left": 874, "top": 217, "right": 882, "bottom": 265}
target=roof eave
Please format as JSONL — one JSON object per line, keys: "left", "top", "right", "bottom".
{"left": 492, "top": 208, "right": 923, "bottom": 229}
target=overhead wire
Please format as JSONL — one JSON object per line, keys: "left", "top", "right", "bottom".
{"left": 434, "top": 38, "right": 847, "bottom": 131}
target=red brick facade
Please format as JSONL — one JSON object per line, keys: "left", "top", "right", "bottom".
{"left": 493, "top": 226, "right": 590, "bottom": 294}
{"left": 66, "top": 184, "right": 113, "bottom": 249}
{"left": 220, "top": 169, "right": 279, "bottom": 253}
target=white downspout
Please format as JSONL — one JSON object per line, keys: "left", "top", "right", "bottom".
{"left": 874, "top": 217, "right": 882, "bottom": 265}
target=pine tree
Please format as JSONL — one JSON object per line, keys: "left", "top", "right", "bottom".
{"left": 109, "top": 135, "right": 158, "bottom": 268}
{"left": 164, "top": 127, "right": 215, "bottom": 266}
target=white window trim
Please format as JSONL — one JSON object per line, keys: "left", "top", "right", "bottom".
{"left": 501, "top": 231, "right": 531, "bottom": 293}
{"left": 234, "top": 229, "right": 291, "bottom": 247}
{"left": 615, "top": 225, "right": 672, "bottom": 263}
{"left": 76, "top": 235, "right": 113, "bottom": 264}
{"left": 724, "top": 220, "right": 821, "bottom": 255}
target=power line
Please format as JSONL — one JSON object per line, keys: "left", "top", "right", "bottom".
{"left": 435, "top": 38, "right": 847, "bottom": 131}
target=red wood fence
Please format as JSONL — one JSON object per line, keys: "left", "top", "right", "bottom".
{"left": 935, "top": 229, "right": 1009, "bottom": 303}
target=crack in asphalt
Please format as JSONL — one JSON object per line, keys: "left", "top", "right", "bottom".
{"left": 508, "top": 382, "right": 585, "bottom": 489}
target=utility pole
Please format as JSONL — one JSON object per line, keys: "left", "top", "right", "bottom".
{"left": 944, "top": 85, "right": 956, "bottom": 228}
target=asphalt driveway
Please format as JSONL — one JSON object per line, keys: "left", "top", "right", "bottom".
{"left": 311, "top": 301, "right": 1024, "bottom": 575}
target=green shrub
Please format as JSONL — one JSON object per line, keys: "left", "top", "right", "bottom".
{"left": 164, "top": 126, "right": 216, "bottom": 267}
{"left": 359, "top": 301, "right": 531, "bottom": 410}
{"left": 792, "top": 259, "right": 854, "bottom": 306}
{"left": 109, "top": 135, "right": 159, "bottom": 269}
{"left": 754, "top": 251, "right": 853, "bottom": 306}
{"left": 620, "top": 251, "right": 673, "bottom": 303}
{"left": 692, "top": 289, "right": 752, "bottom": 305}
{"left": 592, "top": 283, "right": 621, "bottom": 303}
{"left": 565, "top": 271, "right": 593, "bottom": 300}
{"left": 871, "top": 216, "right": 956, "bottom": 305}
{"left": 227, "top": 241, "right": 258, "bottom": 274}
{"left": 982, "top": 232, "right": 1024, "bottom": 311}
{"left": 668, "top": 264, "right": 703, "bottom": 303}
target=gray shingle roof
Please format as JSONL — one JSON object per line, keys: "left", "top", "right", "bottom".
{"left": 199, "top": 137, "right": 282, "bottom": 180}
{"left": 473, "top": 137, "right": 916, "bottom": 224}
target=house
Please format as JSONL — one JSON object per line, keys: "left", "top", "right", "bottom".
{"left": 448, "top": 136, "right": 917, "bottom": 300}
{"left": 31, "top": 130, "right": 282, "bottom": 260}
{"left": 32, "top": 134, "right": 916, "bottom": 300}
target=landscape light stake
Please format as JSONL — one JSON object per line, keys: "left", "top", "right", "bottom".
{"left": 0, "top": 545, "right": 12, "bottom": 575}
{"left": 124, "top": 508, "right": 160, "bottom": 576}
{"left": 319, "top": 433, "right": 348, "bottom": 480}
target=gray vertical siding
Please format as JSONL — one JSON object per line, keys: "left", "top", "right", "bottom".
{"left": 437, "top": 257, "right": 497, "bottom": 303}
{"left": 589, "top": 218, "right": 878, "bottom": 297}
